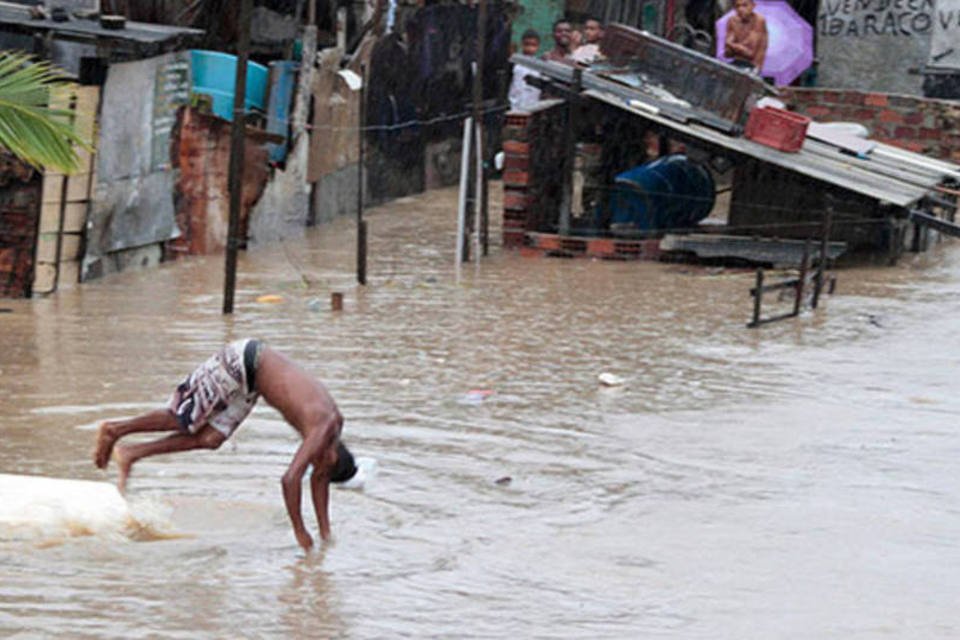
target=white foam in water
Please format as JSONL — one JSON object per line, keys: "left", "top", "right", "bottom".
{"left": 0, "top": 473, "right": 133, "bottom": 542}
{"left": 338, "top": 457, "right": 378, "bottom": 490}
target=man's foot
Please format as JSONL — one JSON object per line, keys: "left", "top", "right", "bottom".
{"left": 94, "top": 422, "right": 118, "bottom": 469}
{"left": 114, "top": 446, "right": 133, "bottom": 495}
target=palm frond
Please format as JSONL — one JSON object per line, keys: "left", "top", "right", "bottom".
{"left": 0, "top": 50, "right": 93, "bottom": 173}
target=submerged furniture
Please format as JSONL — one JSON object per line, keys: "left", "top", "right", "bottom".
{"left": 608, "top": 154, "right": 716, "bottom": 233}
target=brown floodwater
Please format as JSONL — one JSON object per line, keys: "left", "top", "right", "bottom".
{"left": 2, "top": 184, "right": 960, "bottom": 638}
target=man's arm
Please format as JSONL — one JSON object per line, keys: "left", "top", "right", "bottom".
{"left": 725, "top": 21, "right": 749, "bottom": 58}
{"left": 281, "top": 421, "right": 337, "bottom": 550}
{"left": 754, "top": 19, "right": 768, "bottom": 68}
{"left": 310, "top": 466, "right": 332, "bottom": 541}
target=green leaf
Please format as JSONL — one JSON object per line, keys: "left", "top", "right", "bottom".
{"left": 0, "top": 50, "right": 93, "bottom": 173}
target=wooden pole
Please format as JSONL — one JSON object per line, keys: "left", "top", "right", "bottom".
{"left": 749, "top": 268, "right": 763, "bottom": 328}
{"left": 812, "top": 197, "right": 833, "bottom": 309}
{"left": 357, "top": 63, "right": 367, "bottom": 285}
{"left": 223, "top": 0, "right": 253, "bottom": 315}
{"left": 473, "top": 0, "right": 487, "bottom": 257}
{"left": 794, "top": 238, "right": 810, "bottom": 317}
{"left": 559, "top": 68, "right": 582, "bottom": 236}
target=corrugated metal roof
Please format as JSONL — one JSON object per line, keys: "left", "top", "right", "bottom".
{"left": 0, "top": 6, "right": 203, "bottom": 45}
{"left": 513, "top": 52, "right": 959, "bottom": 208}
{"left": 584, "top": 88, "right": 942, "bottom": 208}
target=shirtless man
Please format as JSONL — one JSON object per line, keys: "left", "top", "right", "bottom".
{"left": 543, "top": 19, "right": 574, "bottom": 64}
{"left": 92, "top": 339, "right": 356, "bottom": 551}
{"left": 724, "top": 0, "right": 767, "bottom": 74}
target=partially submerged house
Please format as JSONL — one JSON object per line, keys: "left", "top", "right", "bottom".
{"left": 502, "top": 25, "right": 960, "bottom": 265}
{"left": 0, "top": 0, "right": 517, "bottom": 298}
{"left": 0, "top": 3, "right": 203, "bottom": 297}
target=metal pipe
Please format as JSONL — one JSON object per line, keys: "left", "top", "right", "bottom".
{"left": 222, "top": 0, "right": 253, "bottom": 314}
{"left": 456, "top": 117, "right": 473, "bottom": 266}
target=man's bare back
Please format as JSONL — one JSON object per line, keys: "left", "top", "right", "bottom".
{"left": 725, "top": 0, "right": 768, "bottom": 70}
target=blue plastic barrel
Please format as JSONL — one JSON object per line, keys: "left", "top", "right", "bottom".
{"left": 190, "top": 50, "right": 269, "bottom": 121}
{"left": 266, "top": 61, "right": 299, "bottom": 163}
{"left": 607, "top": 155, "right": 715, "bottom": 232}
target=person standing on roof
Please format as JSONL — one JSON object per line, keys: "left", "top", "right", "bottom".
{"left": 724, "top": 0, "right": 767, "bottom": 75}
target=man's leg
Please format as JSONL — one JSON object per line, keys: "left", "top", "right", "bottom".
{"left": 94, "top": 409, "right": 181, "bottom": 469}
{"left": 114, "top": 425, "right": 226, "bottom": 493}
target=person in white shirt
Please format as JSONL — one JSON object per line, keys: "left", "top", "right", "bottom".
{"left": 571, "top": 17, "right": 604, "bottom": 65}
{"left": 509, "top": 29, "right": 543, "bottom": 111}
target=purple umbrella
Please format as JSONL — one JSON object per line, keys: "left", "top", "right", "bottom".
{"left": 715, "top": 0, "right": 813, "bottom": 86}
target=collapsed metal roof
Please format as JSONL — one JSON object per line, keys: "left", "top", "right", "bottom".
{"left": 0, "top": 4, "right": 203, "bottom": 51}
{"left": 512, "top": 26, "right": 960, "bottom": 210}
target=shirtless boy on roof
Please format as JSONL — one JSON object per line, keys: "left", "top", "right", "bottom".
{"left": 725, "top": 0, "right": 768, "bottom": 74}
{"left": 93, "top": 339, "right": 357, "bottom": 551}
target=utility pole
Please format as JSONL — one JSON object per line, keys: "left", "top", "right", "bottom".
{"left": 471, "top": 0, "right": 487, "bottom": 258}
{"left": 222, "top": 0, "right": 253, "bottom": 314}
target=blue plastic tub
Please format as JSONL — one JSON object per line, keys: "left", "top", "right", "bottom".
{"left": 190, "top": 50, "right": 269, "bottom": 121}
{"left": 607, "top": 155, "right": 715, "bottom": 232}
{"left": 266, "top": 61, "right": 299, "bottom": 163}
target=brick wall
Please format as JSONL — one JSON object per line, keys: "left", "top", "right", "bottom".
{"left": 501, "top": 100, "right": 567, "bottom": 247}
{"left": 0, "top": 156, "right": 42, "bottom": 299}
{"left": 781, "top": 88, "right": 960, "bottom": 163}
{"left": 168, "top": 107, "right": 270, "bottom": 256}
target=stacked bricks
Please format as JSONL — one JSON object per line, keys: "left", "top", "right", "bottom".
{"left": 527, "top": 233, "right": 661, "bottom": 260}
{"left": 501, "top": 100, "right": 568, "bottom": 248}
{"left": 502, "top": 113, "right": 532, "bottom": 247}
{"left": 782, "top": 88, "right": 960, "bottom": 163}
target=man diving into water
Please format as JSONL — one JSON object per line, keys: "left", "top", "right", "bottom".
{"left": 93, "top": 339, "right": 357, "bottom": 551}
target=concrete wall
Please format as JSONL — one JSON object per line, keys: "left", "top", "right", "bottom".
{"left": 815, "top": 0, "right": 935, "bottom": 94}
{"left": 782, "top": 87, "right": 960, "bottom": 162}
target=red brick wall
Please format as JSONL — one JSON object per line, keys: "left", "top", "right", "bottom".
{"left": 168, "top": 107, "right": 270, "bottom": 256}
{"left": 0, "top": 158, "right": 42, "bottom": 298}
{"left": 781, "top": 88, "right": 960, "bottom": 163}
{"left": 501, "top": 100, "right": 568, "bottom": 247}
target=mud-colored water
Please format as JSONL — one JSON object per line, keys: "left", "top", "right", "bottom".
{"left": 2, "top": 185, "right": 959, "bottom": 638}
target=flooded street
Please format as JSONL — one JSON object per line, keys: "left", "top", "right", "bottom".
{"left": 2, "top": 183, "right": 960, "bottom": 638}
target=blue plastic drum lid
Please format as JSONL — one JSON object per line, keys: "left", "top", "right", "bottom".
{"left": 190, "top": 50, "right": 269, "bottom": 121}
{"left": 609, "top": 155, "right": 715, "bottom": 232}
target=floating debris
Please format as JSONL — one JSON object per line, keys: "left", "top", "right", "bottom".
{"left": 461, "top": 389, "right": 494, "bottom": 404}
{"left": 598, "top": 372, "right": 626, "bottom": 387}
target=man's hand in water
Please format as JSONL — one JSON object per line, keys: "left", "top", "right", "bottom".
{"left": 296, "top": 529, "right": 314, "bottom": 551}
